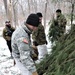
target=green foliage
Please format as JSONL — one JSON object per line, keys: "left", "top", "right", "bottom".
{"left": 73, "top": 15, "right": 75, "bottom": 19}
{"left": 36, "top": 24, "right": 75, "bottom": 75}
{"left": 48, "top": 19, "right": 64, "bottom": 43}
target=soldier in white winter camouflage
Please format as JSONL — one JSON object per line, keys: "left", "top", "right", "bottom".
{"left": 11, "top": 14, "right": 39, "bottom": 75}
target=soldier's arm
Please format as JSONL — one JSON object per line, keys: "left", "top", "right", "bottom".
{"left": 62, "top": 15, "right": 67, "bottom": 26}
{"left": 32, "top": 72, "right": 38, "bottom": 75}
{"left": 2, "top": 29, "right": 7, "bottom": 40}
{"left": 3, "top": 29, "right": 5, "bottom": 39}
{"left": 32, "top": 30, "right": 39, "bottom": 46}
{"left": 16, "top": 37, "right": 37, "bottom": 74}
{"left": 38, "top": 25, "right": 46, "bottom": 41}
{"left": 32, "top": 31, "right": 36, "bottom": 41}
{"left": 11, "top": 26, "right": 15, "bottom": 31}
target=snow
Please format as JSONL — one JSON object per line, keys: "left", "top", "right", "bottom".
{"left": 45, "top": 24, "right": 52, "bottom": 53}
{"left": 0, "top": 25, "right": 52, "bottom": 75}
{"left": 0, "top": 24, "right": 71, "bottom": 75}
{"left": 0, "top": 37, "right": 21, "bottom": 75}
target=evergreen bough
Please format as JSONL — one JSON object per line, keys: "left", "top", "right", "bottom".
{"left": 36, "top": 24, "right": 75, "bottom": 75}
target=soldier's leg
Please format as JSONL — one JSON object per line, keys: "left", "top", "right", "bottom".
{"left": 7, "top": 40, "right": 12, "bottom": 57}
{"left": 37, "top": 44, "right": 48, "bottom": 61}
{"left": 7, "top": 40, "right": 12, "bottom": 53}
{"left": 14, "top": 58, "right": 32, "bottom": 75}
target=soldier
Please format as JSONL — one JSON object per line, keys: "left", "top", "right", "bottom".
{"left": 32, "top": 12, "right": 48, "bottom": 62}
{"left": 49, "top": 9, "right": 67, "bottom": 42}
{"left": 55, "top": 9, "right": 67, "bottom": 38}
{"left": 11, "top": 14, "right": 39, "bottom": 75}
{"left": 3, "top": 21, "right": 15, "bottom": 57}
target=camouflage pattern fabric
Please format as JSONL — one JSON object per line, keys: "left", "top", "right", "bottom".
{"left": 3, "top": 26, "right": 15, "bottom": 41}
{"left": 56, "top": 14, "right": 67, "bottom": 36}
{"left": 49, "top": 14, "right": 67, "bottom": 42}
{"left": 32, "top": 23, "right": 47, "bottom": 45}
{"left": 11, "top": 24, "right": 37, "bottom": 73}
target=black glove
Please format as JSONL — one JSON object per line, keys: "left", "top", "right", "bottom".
{"left": 5, "top": 31, "right": 13, "bottom": 37}
{"left": 46, "top": 41, "right": 48, "bottom": 45}
{"left": 30, "top": 45, "right": 39, "bottom": 61}
{"left": 33, "top": 41, "right": 38, "bottom": 46}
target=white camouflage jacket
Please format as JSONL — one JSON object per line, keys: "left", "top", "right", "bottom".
{"left": 11, "top": 24, "right": 36, "bottom": 73}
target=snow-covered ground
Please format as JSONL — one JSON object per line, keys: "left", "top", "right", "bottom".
{"left": 0, "top": 24, "right": 71, "bottom": 75}
{"left": 0, "top": 26, "right": 52, "bottom": 75}
{"left": 0, "top": 37, "right": 21, "bottom": 75}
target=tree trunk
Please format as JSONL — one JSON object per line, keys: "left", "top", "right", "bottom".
{"left": 33, "top": 0, "right": 37, "bottom": 12}
{"left": 28, "top": 0, "right": 30, "bottom": 14}
{"left": 3, "top": 0, "right": 7, "bottom": 15}
{"left": 3, "top": 0, "right": 13, "bottom": 25}
{"left": 13, "top": 1, "right": 18, "bottom": 28}
{"left": 7, "top": 0, "right": 13, "bottom": 25}
{"left": 71, "top": 3, "right": 74, "bottom": 27}
{"left": 44, "top": 1, "right": 47, "bottom": 29}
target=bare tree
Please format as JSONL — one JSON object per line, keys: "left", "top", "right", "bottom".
{"left": 3, "top": 0, "right": 7, "bottom": 15}
{"left": 44, "top": 0, "right": 48, "bottom": 29}
{"left": 7, "top": 0, "right": 13, "bottom": 25}
{"left": 64, "top": 0, "right": 75, "bottom": 26}
{"left": 3, "top": 0, "right": 13, "bottom": 25}
{"left": 28, "top": 0, "right": 30, "bottom": 14}
{"left": 2, "top": 0, "right": 75, "bottom": 28}
{"left": 18, "top": 0, "right": 25, "bottom": 17}
{"left": 12, "top": 0, "right": 18, "bottom": 27}
{"left": 33, "top": 0, "right": 37, "bottom": 12}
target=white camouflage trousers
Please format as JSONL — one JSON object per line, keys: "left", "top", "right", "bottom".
{"left": 14, "top": 58, "right": 32, "bottom": 75}
{"left": 37, "top": 44, "right": 48, "bottom": 61}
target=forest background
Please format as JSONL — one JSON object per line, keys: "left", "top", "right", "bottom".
{"left": 0, "top": 0, "right": 75, "bottom": 29}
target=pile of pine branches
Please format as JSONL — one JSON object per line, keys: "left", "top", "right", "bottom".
{"left": 36, "top": 24, "right": 75, "bottom": 75}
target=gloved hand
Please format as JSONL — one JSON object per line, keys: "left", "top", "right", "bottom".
{"left": 32, "top": 71, "right": 38, "bottom": 75}
{"left": 33, "top": 41, "right": 38, "bottom": 46}
{"left": 32, "top": 45, "right": 37, "bottom": 50}
{"left": 46, "top": 40, "right": 48, "bottom": 45}
{"left": 30, "top": 45, "right": 39, "bottom": 61}
{"left": 13, "top": 59, "right": 16, "bottom": 66}
{"left": 6, "top": 36, "right": 11, "bottom": 41}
